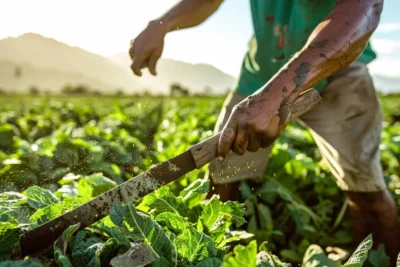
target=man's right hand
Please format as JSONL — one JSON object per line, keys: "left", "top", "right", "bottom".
{"left": 129, "top": 20, "right": 168, "bottom": 76}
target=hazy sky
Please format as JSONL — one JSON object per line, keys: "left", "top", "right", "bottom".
{"left": 1, "top": 0, "right": 399, "bottom": 77}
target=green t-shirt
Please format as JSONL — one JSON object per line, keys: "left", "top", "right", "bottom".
{"left": 235, "top": 0, "right": 377, "bottom": 96}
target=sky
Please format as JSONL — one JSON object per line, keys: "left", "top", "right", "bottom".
{"left": 0, "top": 0, "right": 399, "bottom": 78}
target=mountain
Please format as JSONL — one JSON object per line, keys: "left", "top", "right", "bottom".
{"left": 0, "top": 33, "right": 141, "bottom": 94}
{"left": 109, "top": 54, "right": 235, "bottom": 95}
{"left": 0, "top": 60, "right": 117, "bottom": 94}
{"left": 0, "top": 32, "right": 397, "bottom": 96}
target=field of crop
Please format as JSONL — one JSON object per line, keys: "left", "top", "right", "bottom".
{"left": 1, "top": 94, "right": 400, "bottom": 266}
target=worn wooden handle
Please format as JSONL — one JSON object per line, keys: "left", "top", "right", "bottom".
{"left": 190, "top": 88, "right": 322, "bottom": 169}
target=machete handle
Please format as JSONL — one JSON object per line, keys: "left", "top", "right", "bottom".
{"left": 190, "top": 88, "right": 322, "bottom": 169}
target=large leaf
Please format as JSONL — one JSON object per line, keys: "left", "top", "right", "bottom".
{"left": 174, "top": 225, "right": 217, "bottom": 263}
{"left": 25, "top": 186, "right": 59, "bottom": 210}
{"left": 222, "top": 240, "right": 257, "bottom": 267}
{"left": 343, "top": 234, "right": 373, "bottom": 267}
{"left": 110, "top": 202, "right": 177, "bottom": 267}
{"left": 137, "top": 186, "right": 183, "bottom": 216}
{"left": 201, "top": 197, "right": 245, "bottom": 243}
{"left": 202, "top": 198, "right": 245, "bottom": 229}
{"left": 155, "top": 212, "right": 189, "bottom": 233}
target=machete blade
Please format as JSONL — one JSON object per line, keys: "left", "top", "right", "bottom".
{"left": 19, "top": 150, "right": 196, "bottom": 257}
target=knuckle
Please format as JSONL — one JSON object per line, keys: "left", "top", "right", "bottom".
{"left": 232, "top": 105, "right": 241, "bottom": 113}
{"left": 220, "top": 133, "right": 232, "bottom": 143}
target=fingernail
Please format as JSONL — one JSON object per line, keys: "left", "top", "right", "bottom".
{"left": 218, "top": 156, "right": 224, "bottom": 161}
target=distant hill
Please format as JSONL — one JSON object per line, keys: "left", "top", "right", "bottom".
{"left": 0, "top": 32, "right": 397, "bottom": 96}
{"left": 0, "top": 60, "right": 117, "bottom": 94}
{"left": 0, "top": 33, "right": 141, "bottom": 94}
{"left": 109, "top": 54, "right": 235, "bottom": 95}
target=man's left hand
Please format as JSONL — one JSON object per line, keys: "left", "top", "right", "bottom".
{"left": 217, "top": 93, "right": 291, "bottom": 160}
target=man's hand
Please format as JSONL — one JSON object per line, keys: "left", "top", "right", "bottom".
{"left": 217, "top": 0, "right": 383, "bottom": 160}
{"left": 129, "top": 20, "right": 167, "bottom": 76}
{"left": 217, "top": 92, "right": 291, "bottom": 160}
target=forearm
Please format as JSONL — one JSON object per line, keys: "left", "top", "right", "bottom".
{"left": 154, "top": 0, "right": 224, "bottom": 32}
{"left": 254, "top": 0, "right": 383, "bottom": 103}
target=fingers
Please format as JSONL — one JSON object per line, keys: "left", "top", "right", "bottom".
{"left": 218, "top": 121, "right": 237, "bottom": 160}
{"left": 247, "top": 131, "right": 262, "bottom": 152}
{"left": 131, "top": 50, "right": 149, "bottom": 77}
{"left": 232, "top": 122, "right": 249, "bottom": 155}
{"left": 148, "top": 49, "right": 162, "bottom": 76}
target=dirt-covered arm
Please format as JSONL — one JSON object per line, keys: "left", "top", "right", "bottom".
{"left": 217, "top": 0, "right": 384, "bottom": 159}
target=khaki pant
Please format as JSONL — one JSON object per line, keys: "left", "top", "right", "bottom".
{"left": 208, "top": 62, "right": 386, "bottom": 192}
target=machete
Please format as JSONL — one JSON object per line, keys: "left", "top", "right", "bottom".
{"left": 19, "top": 88, "right": 321, "bottom": 257}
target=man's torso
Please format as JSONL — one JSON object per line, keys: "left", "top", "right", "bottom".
{"left": 235, "top": 0, "right": 377, "bottom": 96}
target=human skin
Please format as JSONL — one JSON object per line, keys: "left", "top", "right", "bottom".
{"left": 129, "top": 0, "right": 400, "bottom": 264}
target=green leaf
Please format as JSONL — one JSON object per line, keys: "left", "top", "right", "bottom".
{"left": 256, "top": 251, "right": 291, "bottom": 267}
{"left": 257, "top": 204, "right": 273, "bottom": 231}
{"left": 218, "top": 231, "right": 254, "bottom": 248}
{"left": 179, "top": 179, "right": 210, "bottom": 208}
{"left": 301, "top": 244, "right": 339, "bottom": 267}
{"left": 110, "top": 202, "right": 177, "bottom": 267}
{"left": 110, "top": 242, "right": 156, "bottom": 267}
{"left": 94, "top": 223, "right": 130, "bottom": 250}
{"left": 174, "top": 225, "right": 217, "bottom": 263}
{"left": 69, "top": 230, "right": 104, "bottom": 267}
{"left": 26, "top": 186, "right": 59, "bottom": 210}
{"left": 201, "top": 197, "right": 245, "bottom": 244}
{"left": 155, "top": 212, "right": 189, "bottom": 233}
{"left": 369, "top": 244, "right": 390, "bottom": 267}
{"left": 77, "top": 174, "right": 117, "bottom": 198}
{"left": 0, "top": 222, "right": 21, "bottom": 261}
{"left": 0, "top": 192, "right": 26, "bottom": 206}
{"left": 222, "top": 240, "right": 257, "bottom": 267}
{"left": 343, "top": 234, "right": 373, "bottom": 267}
{"left": 196, "top": 258, "right": 223, "bottom": 267}
{"left": 97, "top": 238, "right": 120, "bottom": 266}
{"left": 53, "top": 222, "right": 81, "bottom": 267}
{"left": 30, "top": 203, "right": 65, "bottom": 224}
{"left": 137, "top": 187, "right": 181, "bottom": 216}
{"left": 202, "top": 198, "right": 245, "bottom": 230}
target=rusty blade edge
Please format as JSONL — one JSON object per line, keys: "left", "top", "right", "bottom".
{"left": 19, "top": 150, "right": 197, "bottom": 257}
